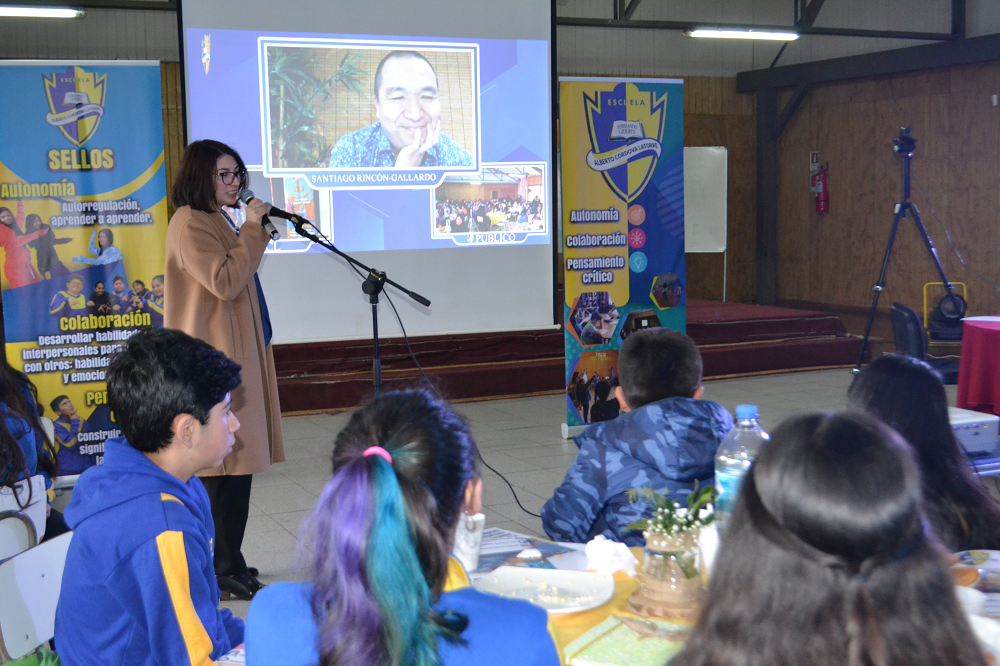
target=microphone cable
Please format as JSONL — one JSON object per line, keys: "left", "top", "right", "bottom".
{"left": 297, "top": 220, "right": 546, "bottom": 520}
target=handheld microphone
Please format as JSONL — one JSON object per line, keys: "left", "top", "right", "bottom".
{"left": 238, "top": 189, "right": 281, "bottom": 241}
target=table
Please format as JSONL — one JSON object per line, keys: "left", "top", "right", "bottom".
{"left": 551, "top": 578, "right": 642, "bottom": 649}
{"left": 958, "top": 318, "right": 1000, "bottom": 416}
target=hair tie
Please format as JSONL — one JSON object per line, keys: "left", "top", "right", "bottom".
{"left": 363, "top": 446, "right": 393, "bottom": 464}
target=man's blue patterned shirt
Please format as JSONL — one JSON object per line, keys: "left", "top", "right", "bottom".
{"left": 328, "top": 122, "right": 473, "bottom": 168}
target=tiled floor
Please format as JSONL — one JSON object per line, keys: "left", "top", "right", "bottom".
{"left": 64, "top": 367, "right": 958, "bottom": 618}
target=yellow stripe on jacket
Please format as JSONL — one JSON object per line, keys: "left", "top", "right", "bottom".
{"left": 443, "top": 556, "right": 471, "bottom": 592}
{"left": 155, "top": 530, "right": 214, "bottom": 666}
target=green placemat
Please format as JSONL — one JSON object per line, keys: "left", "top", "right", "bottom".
{"left": 563, "top": 615, "right": 686, "bottom": 666}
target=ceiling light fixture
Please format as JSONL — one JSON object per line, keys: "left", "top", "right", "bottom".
{"left": 686, "top": 29, "right": 798, "bottom": 41}
{"left": 0, "top": 6, "right": 84, "bottom": 18}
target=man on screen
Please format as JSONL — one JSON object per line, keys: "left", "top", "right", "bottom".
{"left": 328, "top": 50, "right": 473, "bottom": 169}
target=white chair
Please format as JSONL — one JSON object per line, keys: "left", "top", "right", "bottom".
{"left": 38, "top": 417, "right": 54, "bottom": 452}
{"left": 0, "top": 476, "right": 47, "bottom": 560}
{"left": 0, "top": 531, "right": 72, "bottom": 662}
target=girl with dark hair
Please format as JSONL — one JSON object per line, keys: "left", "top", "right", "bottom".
{"left": 73, "top": 227, "right": 123, "bottom": 266}
{"left": 847, "top": 354, "right": 1000, "bottom": 551}
{"left": 165, "top": 139, "right": 284, "bottom": 600}
{"left": 26, "top": 212, "right": 72, "bottom": 279}
{"left": 672, "top": 412, "right": 986, "bottom": 666}
{"left": 0, "top": 352, "right": 68, "bottom": 541}
{"left": 0, "top": 205, "right": 46, "bottom": 288}
{"left": 245, "top": 390, "right": 559, "bottom": 666}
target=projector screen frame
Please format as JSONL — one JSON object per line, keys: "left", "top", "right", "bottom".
{"left": 174, "top": 0, "right": 561, "bottom": 341}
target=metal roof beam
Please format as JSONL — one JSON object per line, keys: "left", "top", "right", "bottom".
{"left": 737, "top": 30, "right": 1000, "bottom": 91}
{"left": 555, "top": 16, "right": 955, "bottom": 42}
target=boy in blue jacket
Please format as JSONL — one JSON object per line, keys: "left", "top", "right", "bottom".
{"left": 55, "top": 327, "right": 245, "bottom": 666}
{"left": 542, "top": 328, "right": 733, "bottom": 546}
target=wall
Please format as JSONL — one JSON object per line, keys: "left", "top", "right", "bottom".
{"left": 682, "top": 77, "right": 757, "bottom": 302}
{"left": 775, "top": 61, "right": 1000, "bottom": 318}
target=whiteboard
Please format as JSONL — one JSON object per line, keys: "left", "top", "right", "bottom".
{"left": 684, "top": 147, "right": 728, "bottom": 253}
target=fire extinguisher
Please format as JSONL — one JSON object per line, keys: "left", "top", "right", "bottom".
{"left": 813, "top": 164, "right": 829, "bottom": 212}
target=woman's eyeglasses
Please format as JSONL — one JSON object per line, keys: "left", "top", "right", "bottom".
{"left": 215, "top": 170, "right": 246, "bottom": 185}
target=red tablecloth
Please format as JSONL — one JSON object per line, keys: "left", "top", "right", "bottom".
{"left": 957, "top": 319, "right": 1000, "bottom": 415}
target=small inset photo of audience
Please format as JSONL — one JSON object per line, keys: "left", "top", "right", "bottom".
{"left": 651, "top": 272, "right": 684, "bottom": 309}
{"left": 569, "top": 291, "right": 620, "bottom": 347}
{"left": 432, "top": 164, "right": 546, "bottom": 237}
{"left": 567, "top": 350, "right": 620, "bottom": 425}
{"left": 619, "top": 309, "right": 661, "bottom": 342}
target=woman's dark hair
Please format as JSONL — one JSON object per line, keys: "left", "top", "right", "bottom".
{"left": 0, "top": 354, "right": 57, "bottom": 507}
{"left": 106, "top": 327, "right": 242, "bottom": 453}
{"left": 171, "top": 139, "right": 247, "bottom": 213}
{"left": 847, "top": 354, "right": 1000, "bottom": 551}
{"left": 673, "top": 412, "right": 985, "bottom": 666}
{"left": 96, "top": 228, "right": 113, "bottom": 255}
{"left": 25, "top": 213, "right": 43, "bottom": 229}
{"left": 0, "top": 206, "right": 13, "bottom": 227}
{"left": 302, "top": 389, "right": 480, "bottom": 666}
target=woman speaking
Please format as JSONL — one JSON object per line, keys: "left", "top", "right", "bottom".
{"left": 165, "top": 139, "right": 285, "bottom": 600}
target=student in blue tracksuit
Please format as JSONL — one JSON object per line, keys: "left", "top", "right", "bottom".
{"left": 109, "top": 274, "right": 133, "bottom": 314}
{"left": 48, "top": 274, "right": 87, "bottom": 319}
{"left": 49, "top": 394, "right": 91, "bottom": 475}
{"left": 0, "top": 354, "right": 65, "bottom": 542}
{"left": 55, "top": 328, "right": 245, "bottom": 666}
{"left": 543, "top": 328, "right": 734, "bottom": 547}
{"left": 246, "top": 389, "right": 560, "bottom": 666}
{"left": 134, "top": 274, "right": 165, "bottom": 328}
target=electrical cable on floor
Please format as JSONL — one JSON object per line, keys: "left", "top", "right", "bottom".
{"left": 384, "top": 290, "right": 544, "bottom": 519}
{"left": 478, "top": 457, "right": 543, "bottom": 518}
{"left": 913, "top": 172, "right": 1000, "bottom": 294}
{"left": 340, "top": 240, "right": 545, "bottom": 522}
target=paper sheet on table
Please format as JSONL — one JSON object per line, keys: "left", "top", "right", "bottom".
{"left": 215, "top": 647, "right": 245, "bottom": 665}
{"left": 478, "top": 528, "right": 532, "bottom": 555}
{"left": 983, "top": 593, "right": 1000, "bottom": 619}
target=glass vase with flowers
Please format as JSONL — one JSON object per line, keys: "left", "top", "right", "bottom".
{"left": 625, "top": 485, "right": 716, "bottom": 605}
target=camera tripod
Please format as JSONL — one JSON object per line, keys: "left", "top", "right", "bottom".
{"left": 854, "top": 127, "right": 966, "bottom": 373}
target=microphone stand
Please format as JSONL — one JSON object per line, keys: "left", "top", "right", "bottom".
{"left": 287, "top": 216, "right": 431, "bottom": 396}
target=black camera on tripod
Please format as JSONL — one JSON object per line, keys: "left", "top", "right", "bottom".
{"left": 892, "top": 126, "right": 916, "bottom": 155}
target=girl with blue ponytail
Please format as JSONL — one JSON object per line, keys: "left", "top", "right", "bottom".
{"left": 245, "top": 390, "right": 560, "bottom": 666}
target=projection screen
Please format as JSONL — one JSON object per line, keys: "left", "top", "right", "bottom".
{"left": 179, "top": 0, "right": 555, "bottom": 343}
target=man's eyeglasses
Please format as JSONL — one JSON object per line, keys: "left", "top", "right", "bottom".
{"left": 215, "top": 170, "right": 246, "bottom": 185}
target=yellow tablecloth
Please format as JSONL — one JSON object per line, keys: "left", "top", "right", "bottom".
{"left": 549, "top": 570, "right": 641, "bottom": 648}
{"left": 549, "top": 546, "right": 665, "bottom": 654}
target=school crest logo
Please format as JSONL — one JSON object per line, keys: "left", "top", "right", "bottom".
{"left": 43, "top": 66, "right": 106, "bottom": 147}
{"left": 584, "top": 82, "right": 667, "bottom": 203}
{"left": 202, "top": 34, "right": 211, "bottom": 74}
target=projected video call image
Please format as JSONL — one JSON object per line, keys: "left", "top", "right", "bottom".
{"left": 432, "top": 164, "right": 547, "bottom": 244}
{"left": 262, "top": 41, "right": 479, "bottom": 176}
{"left": 185, "top": 27, "right": 549, "bottom": 254}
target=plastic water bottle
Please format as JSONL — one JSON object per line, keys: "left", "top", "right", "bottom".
{"left": 714, "top": 405, "right": 770, "bottom": 534}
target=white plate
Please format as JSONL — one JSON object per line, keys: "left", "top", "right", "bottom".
{"left": 472, "top": 566, "right": 615, "bottom": 614}
{"left": 963, "top": 316, "right": 1000, "bottom": 322}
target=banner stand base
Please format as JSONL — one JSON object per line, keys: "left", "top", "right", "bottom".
{"left": 561, "top": 423, "right": 587, "bottom": 440}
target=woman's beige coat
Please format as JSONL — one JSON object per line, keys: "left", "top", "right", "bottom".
{"left": 164, "top": 206, "right": 285, "bottom": 476}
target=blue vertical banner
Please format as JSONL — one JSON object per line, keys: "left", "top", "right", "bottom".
{"left": 0, "top": 61, "right": 168, "bottom": 476}
{"left": 560, "top": 78, "right": 685, "bottom": 427}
